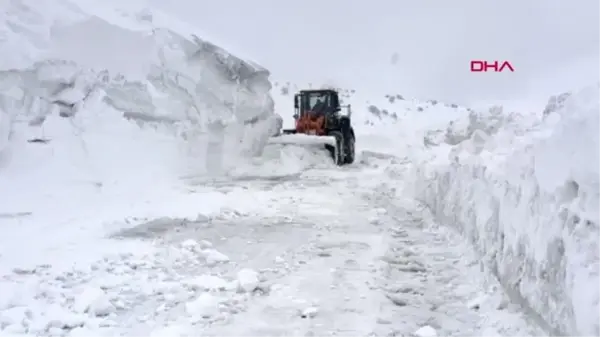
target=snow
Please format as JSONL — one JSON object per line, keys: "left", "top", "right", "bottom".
{"left": 236, "top": 268, "right": 260, "bottom": 293}
{"left": 0, "top": 0, "right": 597, "bottom": 336}
{"left": 268, "top": 133, "right": 337, "bottom": 147}
{"left": 415, "top": 325, "right": 438, "bottom": 337}
{"left": 0, "top": 0, "right": 276, "bottom": 266}
{"left": 409, "top": 84, "right": 600, "bottom": 336}
{"left": 184, "top": 292, "right": 221, "bottom": 320}
{"left": 72, "top": 286, "right": 114, "bottom": 316}
{"left": 0, "top": 0, "right": 277, "bottom": 333}
{"left": 300, "top": 306, "right": 319, "bottom": 319}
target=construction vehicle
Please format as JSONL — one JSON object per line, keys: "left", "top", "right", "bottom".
{"left": 269, "top": 89, "right": 355, "bottom": 165}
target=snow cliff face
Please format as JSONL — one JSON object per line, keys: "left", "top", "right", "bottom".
{"left": 0, "top": 0, "right": 275, "bottom": 178}
{"left": 270, "top": 79, "right": 598, "bottom": 336}
{"left": 410, "top": 84, "right": 599, "bottom": 336}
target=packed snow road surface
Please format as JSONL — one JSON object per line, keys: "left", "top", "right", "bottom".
{"left": 0, "top": 150, "right": 541, "bottom": 336}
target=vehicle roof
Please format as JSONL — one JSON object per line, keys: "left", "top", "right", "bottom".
{"left": 298, "top": 89, "right": 338, "bottom": 94}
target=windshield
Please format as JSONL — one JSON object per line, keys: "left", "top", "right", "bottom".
{"left": 308, "top": 92, "right": 329, "bottom": 110}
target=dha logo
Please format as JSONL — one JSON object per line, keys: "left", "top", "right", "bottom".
{"left": 470, "top": 60, "right": 515, "bottom": 72}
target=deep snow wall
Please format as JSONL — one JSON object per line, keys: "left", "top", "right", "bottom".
{"left": 412, "top": 85, "right": 599, "bottom": 336}
{"left": 0, "top": 0, "right": 276, "bottom": 177}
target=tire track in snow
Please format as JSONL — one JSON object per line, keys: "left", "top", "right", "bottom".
{"left": 110, "top": 160, "right": 541, "bottom": 336}
{"left": 364, "top": 181, "right": 543, "bottom": 336}
{"left": 197, "top": 176, "right": 391, "bottom": 336}
{"left": 0, "top": 155, "right": 543, "bottom": 336}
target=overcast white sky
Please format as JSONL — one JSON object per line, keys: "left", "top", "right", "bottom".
{"left": 150, "top": 0, "right": 599, "bottom": 104}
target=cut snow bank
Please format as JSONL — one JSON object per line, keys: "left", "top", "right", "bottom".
{"left": 411, "top": 84, "right": 599, "bottom": 336}
{"left": 0, "top": 0, "right": 279, "bottom": 271}
{"left": 0, "top": 0, "right": 278, "bottom": 201}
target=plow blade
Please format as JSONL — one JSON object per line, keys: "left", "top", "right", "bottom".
{"left": 268, "top": 133, "right": 337, "bottom": 147}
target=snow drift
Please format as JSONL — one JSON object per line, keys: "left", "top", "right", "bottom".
{"left": 0, "top": 0, "right": 278, "bottom": 201}
{"left": 0, "top": 0, "right": 283, "bottom": 275}
{"left": 411, "top": 85, "right": 599, "bottom": 336}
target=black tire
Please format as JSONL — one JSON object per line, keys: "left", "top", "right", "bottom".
{"left": 325, "top": 131, "right": 344, "bottom": 166}
{"left": 344, "top": 133, "right": 355, "bottom": 164}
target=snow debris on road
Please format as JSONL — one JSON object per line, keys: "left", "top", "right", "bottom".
{"left": 1, "top": 0, "right": 588, "bottom": 335}
{"left": 236, "top": 268, "right": 260, "bottom": 293}
{"left": 0, "top": 232, "right": 264, "bottom": 335}
{"left": 415, "top": 325, "right": 438, "bottom": 337}
{"left": 0, "top": 159, "right": 545, "bottom": 336}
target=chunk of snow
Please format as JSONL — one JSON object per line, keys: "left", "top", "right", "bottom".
{"left": 0, "top": 306, "right": 31, "bottom": 326}
{"left": 72, "top": 286, "right": 114, "bottom": 316}
{"left": 199, "top": 240, "right": 213, "bottom": 249}
{"left": 202, "top": 249, "right": 230, "bottom": 264}
{"left": 185, "top": 293, "right": 221, "bottom": 319}
{"left": 236, "top": 268, "right": 259, "bottom": 292}
{"left": 300, "top": 306, "right": 319, "bottom": 318}
{"left": 180, "top": 239, "right": 200, "bottom": 251}
{"left": 414, "top": 325, "right": 437, "bottom": 337}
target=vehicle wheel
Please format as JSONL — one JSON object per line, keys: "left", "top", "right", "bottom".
{"left": 344, "top": 133, "right": 355, "bottom": 164}
{"left": 325, "top": 131, "right": 344, "bottom": 166}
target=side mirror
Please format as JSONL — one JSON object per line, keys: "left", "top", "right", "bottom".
{"left": 294, "top": 95, "right": 299, "bottom": 109}
{"left": 293, "top": 113, "right": 299, "bottom": 120}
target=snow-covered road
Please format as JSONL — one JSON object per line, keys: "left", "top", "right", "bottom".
{"left": 1, "top": 0, "right": 597, "bottom": 335}
{"left": 1, "top": 149, "right": 541, "bottom": 336}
